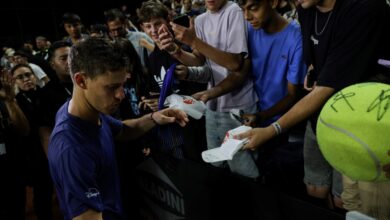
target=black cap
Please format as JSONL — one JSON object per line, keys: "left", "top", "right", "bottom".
{"left": 62, "top": 13, "right": 81, "bottom": 24}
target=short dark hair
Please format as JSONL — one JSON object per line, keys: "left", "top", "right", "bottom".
{"left": 14, "top": 49, "right": 32, "bottom": 58}
{"left": 138, "top": 0, "right": 169, "bottom": 23}
{"left": 47, "top": 40, "right": 72, "bottom": 62}
{"left": 10, "top": 63, "right": 34, "bottom": 76}
{"left": 35, "top": 36, "right": 47, "bottom": 41}
{"left": 90, "top": 23, "right": 108, "bottom": 34}
{"left": 238, "top": 0, "right": 254, "bottom": 6}
{"left": 104, "top": 8, "right": 126, "bottom": 23}
{"left": 69, "top": 38, "right": 126, "bottom": 79}
{"left": 62, "top": 13, "right": 81, "bottom": 24}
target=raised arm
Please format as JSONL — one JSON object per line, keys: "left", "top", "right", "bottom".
{"left": 172, "top": 21, "right": 245, "bottom": 72}
{"left": 168, "top": 17, "right": 245, "bottom": 72}
{"left": 240, "top": 86, "right": 334, "bottom": 150}
{"left": 157, "top": 17, "right": 246, "bottom": 72}
{"left": 192, "top": 58, "right": 250, "bottom": 102}
{"left": 157, "top": 23, "right": 206, "bottom": 66}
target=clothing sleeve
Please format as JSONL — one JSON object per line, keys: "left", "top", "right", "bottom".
{"left": 104, "top": 115, "right": 123, "bottom": 137}
{"left": 225, "top": 8, "right": 248, "bottom": 56}
{"left": 187, "top": 65, "right": 212, "bottom": 83}
{"left": 316, "top": 0, "right": 386, "bottom": 90}
{"left": 287, "top": 28, "right": 307, "bottom": 85}
{"left": 194, "top": 16, "right": 204, "bottom": 40}
{"left": 56, "top": 145, "right": 104, "bottom": 218}
{"left": 29, "top": 63, "right": 47, "bottom": 80}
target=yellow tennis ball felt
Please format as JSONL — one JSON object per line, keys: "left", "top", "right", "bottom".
{"left": 317, "top": 82, "right": 390, "bottom": 182}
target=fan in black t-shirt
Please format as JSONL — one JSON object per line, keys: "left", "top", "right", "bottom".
{"left": 239, "top": 0, "right": 390, "bottom": 210}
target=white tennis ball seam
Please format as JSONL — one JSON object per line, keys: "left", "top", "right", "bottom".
{"left": 318, "top": 117, "right": 382, "bottom": 181}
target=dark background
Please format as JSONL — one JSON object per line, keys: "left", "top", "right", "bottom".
{"left": 0, "top": 0, "right": 144, "bottom": 50}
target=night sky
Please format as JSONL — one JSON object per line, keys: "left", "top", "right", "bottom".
{"left": 0, "top": 0, "right": 144, "bottom": 49}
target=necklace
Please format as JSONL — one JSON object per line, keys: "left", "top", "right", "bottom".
{"left": 22, "top": 93, "right": 32, "bottom": 104}
{"left": 61, "top": 83, "right": 72, "bottom": 96}
{"left": 315, "top": 10, "right": 333, "bottom": 36}
{"left": 64, "top": 87, "right": 71, "bottom": 96}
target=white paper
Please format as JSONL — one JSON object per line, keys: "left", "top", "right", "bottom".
{"left": 202, "top": 125, "right": 251, "bottom": 163}
{"left": 202, "top": 139, "right": 247, "bottom": 163}
{"left": 165, "top": 94, "right": 207, "bottom": 119}
{"left": 224, "top": 125, "right": 251, "bottom": 141}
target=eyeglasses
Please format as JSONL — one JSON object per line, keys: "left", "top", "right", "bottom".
{"left": 14, "top": 72, "right": 33, "bottom": 80}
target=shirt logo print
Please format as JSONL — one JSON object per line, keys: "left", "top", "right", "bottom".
{"left": 85, "top": 188, "right": 100, "bottom": 199}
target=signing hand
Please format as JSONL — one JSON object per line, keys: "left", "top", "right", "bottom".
{"left": 139, "top": 92, "right": 160, "bottom": 112}
{"left": 153, "top": 108, "right": 189, "bottom": 127}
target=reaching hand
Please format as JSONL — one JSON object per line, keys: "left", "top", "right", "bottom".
{"left": 192, "top": 90, "right": 211, "bottom": 103}
{"left": 157, "top": 24, "right": 178, "bottom": 54}
{"left": 139, "top": 93, "right": 159, "bottom": 112}
{"left": 170, "top": 17, "right": 196, "bottom": 47}
{"left": 0, "top": 69, "right": 15, "bottom": 101}
{"left": 153, "top": 108, "right": 189, "bottom": 127}
{"left": 237, "top": 126, "right": 276, "bottom": 151}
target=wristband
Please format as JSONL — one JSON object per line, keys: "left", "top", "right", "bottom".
{"left": 271, "top": 121, "right": 282, "bottom": 135}
{"left": 168, "top": 44, "right": 181, "bottom": 56}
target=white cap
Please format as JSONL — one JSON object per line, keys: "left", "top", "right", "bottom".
{"left": 5, "top": 48, "right": 15, "bottom": 57}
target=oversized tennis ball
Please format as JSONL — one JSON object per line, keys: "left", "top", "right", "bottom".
{"left": 317, "top": 82, "right": 390, "bottom": 182}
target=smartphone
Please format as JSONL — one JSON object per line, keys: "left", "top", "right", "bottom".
{"left": 230, "top": 109, "right": 244, "bottom": 124}
{"left": 173, "top": 15, "right": 190, "bottom": 28}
